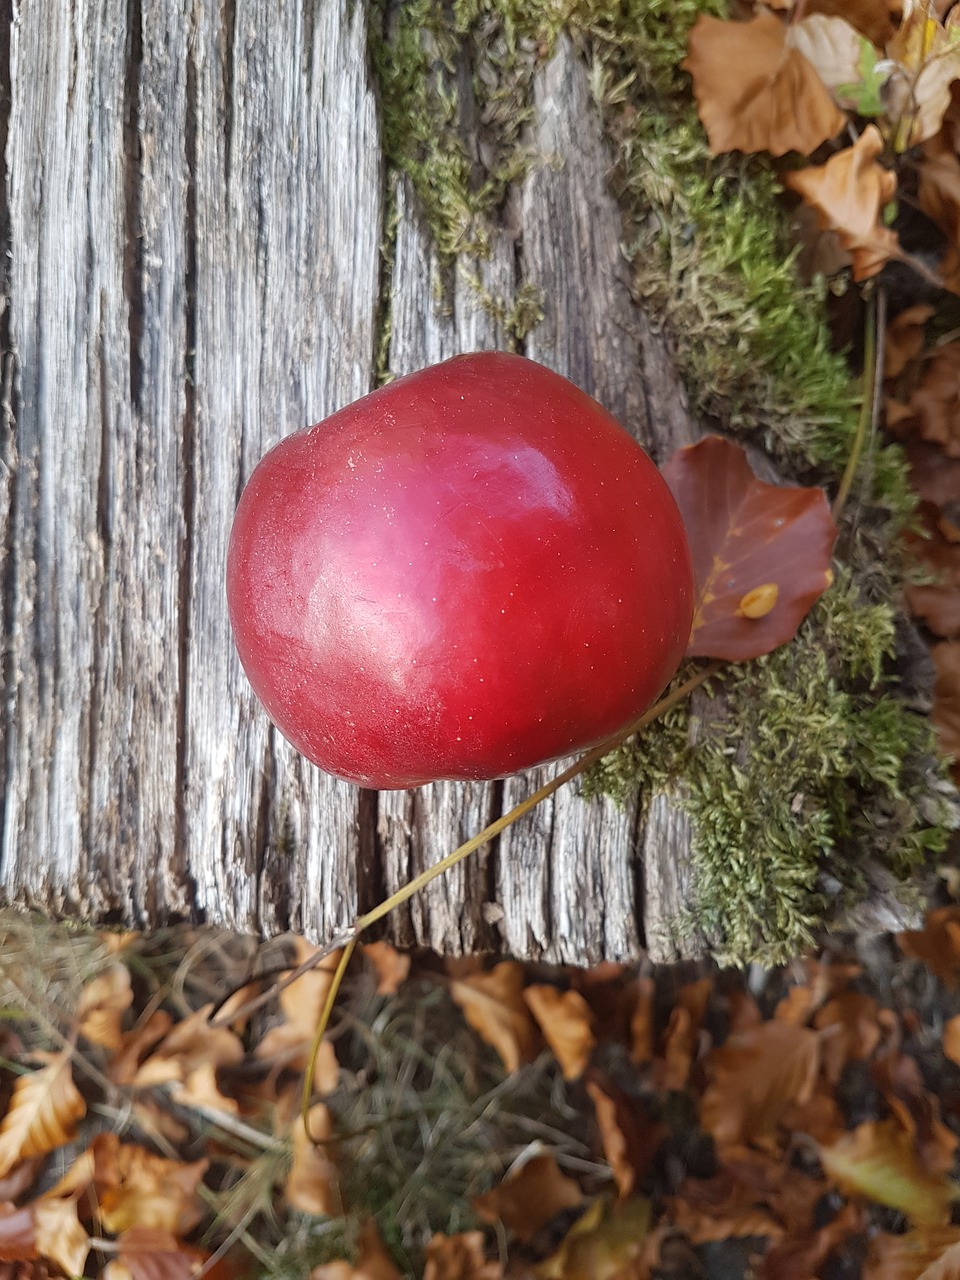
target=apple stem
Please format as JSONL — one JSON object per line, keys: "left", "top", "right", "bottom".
{"left": 296, "top": 657, "right": 723, "bottom": 1124}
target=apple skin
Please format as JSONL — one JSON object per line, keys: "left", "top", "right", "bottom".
{"left": 227, "top": 352, "right": 694, "bottom": 789}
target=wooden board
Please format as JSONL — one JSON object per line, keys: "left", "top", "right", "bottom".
{"left": 0, "top": 2, "right": 764, "bottom": 960}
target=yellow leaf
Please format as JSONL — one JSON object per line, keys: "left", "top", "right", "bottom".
{"left": 0, "top": 1049, "right": 85, "bottom": 1178}
{"left": 819, "top": 1118, "right": 960, "bottom": 1224}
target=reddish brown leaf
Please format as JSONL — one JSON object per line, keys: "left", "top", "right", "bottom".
{"left": 898, "top": 905, "right": 960, "bottom": 984}
{"left": 813, "top": 991, "right": 883, "bottom": 1084}
{"left": 682, "top": 12, "right": 845, "bottom": 157}
{"left": 629, "top": 976, "right": 655, "bottom": 1066}
{"left": 904, "top": 505, "right": 960, "bottom": 638}
{"left": 0, "top": 1051, "right": 85, "bottom": 1179}
{"left": 906, "top": 441, "right": 960, "bottom": 515}
{"left": 449, "top": 963, "right": 541, "bottom": 1074}
{"left": 806, "top": 0, "right": 895, "bottom": 47}
{"left": 661, "top": 436, "right": 837, "bottom": 661}
{"left": 523, "top": 986, "right": 595, "bottom": 1082}
{"left": 586, "top": 1077, "right": 665, "bottom": 1199}
{"left": 783, "top": 127, "right": 898, "bottom": 280}
{"left": 758, "top": 1201, "right": 864, "bottom": 1280}
{"left": 473, "top": 1153, "right": 583, "bottom": 1243}
{"left": 873, "top": 1051, "right": 958, "bottom": 1177}
{"left": 653, "top": 978, "right": 711, "bottom": 1092}
{"left": 862, "top": 1226, "right": 960, "bottom": 1280}
{"left": 133, "top": 1005, "right": 245, "bottom": 1113}
{"left": 933, "top": 642, "right": 960, "bottom": 775}
{"left": 0, "top": 1206, "right": 35, "bottom": 1264}
{"left": 700, "top": 1021, "right": 820, "bottom": 1150}
{"left": 887, "top": 306, "right": 937, "bottom": 381}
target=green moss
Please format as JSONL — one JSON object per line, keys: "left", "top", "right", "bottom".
{"left": 586, "top": 573, "right": 949, "bottom": 966}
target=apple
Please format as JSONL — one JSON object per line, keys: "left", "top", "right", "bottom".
{"left": 227, "top": 353, "right": 694, "bottom": 789}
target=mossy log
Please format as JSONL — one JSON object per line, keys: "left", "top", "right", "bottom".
{"left": 0, "top": 0, "right": 945, "bottom": 964}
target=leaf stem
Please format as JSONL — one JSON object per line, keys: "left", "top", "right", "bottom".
{"left": 833, "top": 286, "right": 885, "bottom": 519}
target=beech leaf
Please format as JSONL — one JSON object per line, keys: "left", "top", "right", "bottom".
{"left": 449, "top": 963, "right": 541, "bottom": 1074}
{"left": 0, "top": 1050, "right": 85, "bottom": 1179}
{"left": 523, "top": 986, "right": 595, "bottom": 1082}
{"left": 77, "top": 963, "right": 133, "bottom": 1050}
{"left": 783, "top": 126, "right": 899, "bottom": 280}
{"left": 682, "top": 11, "right": 845, "bottom": 157}
{"left": 473, "top": 1153, "right": 583, "bottom": 1243}
{"left": 819, "top": 1118, "right": 960, "bottom": 1224}
{"left": 284, "top": 1104, "right": 340, "bottom": 1218}
{"left": 661, "top": 436, "right": 837, "bottom": 661}
{"left": 422, "top": 1232, "right": 502, "bottom": 1280}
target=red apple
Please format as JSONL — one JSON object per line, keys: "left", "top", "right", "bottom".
{"left": 227, "top": 353, "right": 693, "bottom": 788}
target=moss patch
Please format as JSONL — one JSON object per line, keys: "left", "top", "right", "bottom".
{"left": 586, "top": 573, "right": 948, "bottom": 966}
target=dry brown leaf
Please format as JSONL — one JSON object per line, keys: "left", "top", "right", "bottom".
{"left": 887, "top": 306, "right": 937, "bottom": 380}
{"left": 77, "top": 963, "right": 133, "bottom": 1050}
{"left": 32, "top": 1197, "right": 90, "bottom": 1278}
{"left": 133, "top": 1005, "right": 244, "bottom": 1113}
{"left": 0, "top": 1050, "right": 85, "bottom": 1179}
{"left": 683, "top": 11, "right": 845, "bottom": 156}
{"left": 904, "top": 509, "right": 960, "bottom": 638}
{"left": 666, "top": 1197, "right": 784, "bottom": 1245}
{"left": 933, "top": 643, "right": 960, "bottom": 774}
{"left": 670, "top": 1149, "right": 827, "bottom": 1242}
{"left": 700, "top": 1022, "right": 820, "bottom": 1150}
{"left": 629, "top": 976, "right": 655, "bottom": 1066}
{"left": 654, "top": 977, "right": 712, "bottom": 1091}
{"left": 813, "top": 991, "right": 883, "bottom": 1084}
{"left": 92, "top": 1136, "right": 208, "bottom": 1236}
{"left": 899, "top": 904, "right": 960, "bottom": 982}
{"left": 819, "top": 1117, "right": 960, "bottom": 1224}
{"left": 473, "top": 1153, "right": 583, "bottom": 1243}
{"left": 253, "top": 939, "right": 341, "bottom": 1094}
{"left": 863, "top": 1226, "right": 960, "bottom": 1280}
{"left": 362, "top": 942, "right": 411, "bottom": 996}
{"left": 586, "top": 1078, "right": 665, "bottom": 1200}
{"left": 783, "top": 126, "right": 898, "bottom": 280}
{"left": 758, "top": 1201, "right": 864, "bottom": 1280}
{"left": 284, "top": 1104, "right": 340, "bottom": 1218}
{"left": 874, "top": 1051, "right": 958, "bottom": 1176}
{"left": 310, "top": 1221, "right": 402, "bottom": 1280}
{"left": 906, "top": 441, "right": 960, "bottom": 520}
{"left": 109, "top": 1011, "right": 174, "bottom": 1086}
{"left": 100, "top": 1227, "right": 214, "bottom": 1280}
{"left": 807, "top": 0, "right": 897, "bottom": 47}
{"left": 523, "top": 986, "right": 595, "bottom": 1082}
{"left": 898, "top": 344, "right": 960, "bottom": 455}
{"left": 449, "top": 963, "right": 541, "bottom": 1074}
{"left": 944, "top": 1014, "right": 960, "bottom": 1065}
{"left": 0, "top": 1205, "right": 36, "bottom": 1263}
{"left": 423, "top": 1232, "right": 502, "bottom": 1280}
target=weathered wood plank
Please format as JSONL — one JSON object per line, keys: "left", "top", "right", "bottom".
{"left": 185, "top": 0, "right": 382, "bottom": 939}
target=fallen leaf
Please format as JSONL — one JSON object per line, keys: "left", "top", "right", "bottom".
{"left": 91, "top": 1136, "right": 208, "bottom": 1236}
{"left": 758, "top": 1201, "right": 864, "bottom": 1280}
{"left": 100, "top": 1227, "right": 217, "bottom": 1280}
{"left": 362, "top": 942, "right": 411, "bottom": 996}
{"left": 787, "top": 15, "right": 873, "bottom": 108}
{"left": 819, "top": 1117, "right": 960, "bottom": 1224}
{"left": 0, "top": 1206, "right": 36, "bottom": 1263}
{"left": 629, "top": 976, "right": 655, "bottom": 1066}
{"left": 654, "top": 978, "right": 712, "bottom": 1091}
{"left": 133, "top": 1005, "right": 245, "bottom": 1113}
{"left": 783, "top": 126, "right": 899, "bottom": 280}
{"left": 423, "top": 1232, "right": 502, "bottom": 1280}
{"left": 700, "top": 1021, "right": 820, "bottom": 1150}
{"left": 887, "top": 306, "right": 936, "bottom": 381}
{"left": 918, "top": 131, "right": 960, "bottom": 292}
{"left": 906, "top": 442, "right": 960, "bottom": 519}
{"left": 535, "top": 1195, "right": 651, "bottom": 1280}
{"left": 586, "top": 1074, "right": 666, "bottom": 1201}
{"left": 874, "top": 1050, "right": 958, "bottom": 1176}
{"left": 310, "top": 1221, "right": 402, "bottom": 1280}
{"left": 898, "top": 904, "right": 960, "bottom": 983}
{"left": 523, "top": 986, "right": 595, "bottom": 1082}
{"left": 944, "top": 1014, "right": 960, "bottom": 1065}
{"left": 77, "top": 963, "right": 133, "bottom": 1050}
{"left": 933, "top": 643, "right": 960, "bottom": 771}
{"left": 807, "top": 0, "right": 896, "bottom": 47}
{"left": 0, "top": 1050, "right": 85, "bottom": 1179}
{"left": 253, "top": 939, "right": 342, "bottom": 1093}
{"left": 284, "top": 1104, "right": 340, "bottom": 1218}
{"left": 899, "top": 344, "right": 960, "bottom": 455}
{"left": 449, "top": 963, "right": 541, "bottom": 1074}
{"left": 813, "top": 991, "right": 882, "bottom": 1084}
{"left": 31, "top": 1197, "right": 90, "bottom": 1278}
{"left": 887, "top": 2, "right": 960, "bottom": 147}
{"left": 109, "top": 1011, "right": 174, "bottom": 1086}
{"left": 904, "top": 516, "right": 960, "bottom": 638}
{"left": 670, "top": 1149, "right": 827, "bottom": 1241}
{"left": 661, "top": 436, "right": 837, "bottom": 661}
{"left": 682, "top": 11, "right": 845, "bottom": 156}
{"left": 473, "top": 1153, "right": 584, "bottom": 1243}
{"left": 863, "top": 1226, "right": 960, "bottom": 1280}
